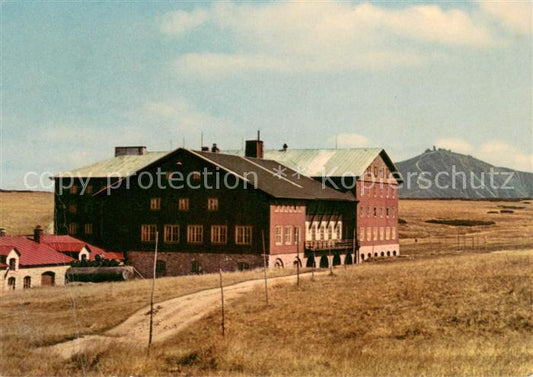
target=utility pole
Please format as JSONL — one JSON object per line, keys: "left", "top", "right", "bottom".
{"left": 261, "top": 231, "right": 269, "bottom": 306}
{"left": 219, "top": 267, "right": 225, "bottom": 338}
{"left": 295, "top": 226, "right": 300, "bottom": 287}
{"left": 147, "top": 231, "right": 159, "bottom": 355}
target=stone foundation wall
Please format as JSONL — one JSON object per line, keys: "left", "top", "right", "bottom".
{"left": 128, "top": 251, "right": 265, "bottom": 277}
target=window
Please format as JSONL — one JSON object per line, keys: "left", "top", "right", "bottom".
{"left": 235, "top": 226, "right": 253, "bottom": 245}
{"left": 69, "top": 185, "right": 78, "bottom": 194}
{"left": 380, "top": 208, "right": 383, "bottom": 218}
{"left": 164, "top": 225, "right": 180, "bottom": 243}
{"left": 150, "top": 198, "right": 161, "bottom": 211}
{"left": 386, "top": 227, "right": 390, "bottom": 240}
{"left": 336, "top": 225, "right": 341, "bottom": 240}
{"left": 391, "top": 227, "right": 396, "bottom": 240}
{"left": 187, "top": 225, "right": 204, "bottom": 244}
{"left": 23, "top": 276, "right": 31, "bottom": 289}
{"left": 8, "top": 277, "right": 15, "bottom": 290}
{"left": 86, "top": 185, "right": 93, "bottom": 194}
{"left": 68, "top": 223, "right": 78, "bottom": 235}
{"left": 207, "top": 198, "right": 219, "bottom": 211}
{"left": 360, "top": 206, "right": 364, "bottom": 217}
{"left": 85, "top": 223, "right": 93, "bottom": 235}
{"left": 211, "top": 225, "right": 227, "bottom": 244}
{"left": 69, "top": 204, "right": 77, "bottom": 214}
{"left": 327, "top": 225, "right": 333, "bottom": 240}
{"left": 311, "top": 224, "right": 316, "bottom": 241}
{"left": 294, "top": 227, "right": 300, "bottom": 244}
{"left": 380, "top": 168, "right": 384, "bottom": 179}
{"left": 284, "top": 226, "right": 292, "bottom": 245}
{"left": 8, "top": 258, "right": 16, "bottom": 270}
{"left": 373, "top": 207, "right": 377, "bottom": 217}
{"left": 386, "top": 208, "right": 390, "bottom": 217}
{"left": 367, "top": 206, "right": 370, "bottom": 217}
{"left": 360, "top": 227, "right": 365, "bottom": 241}
{"left": 319, "top": 225, "right": 325, "bottom": 240}
{"left": 192, "top": 171, "right": 201, "bottom": 181}
{"left": 275, "top": 226, "right": 282, "bottom": 245}
{"left": 374, "top": 167, "right": 378, "bottom": 176}
{"left": 380, "top": 227, "right": 384, "bottom": 240}
{"left": 373, "top": 227, "right": 378, "bottom": 241}
{"left": 178, "top": 198, "right": 189, "bottom": 211}
{"left": 366, "top": 228, "right": 371, "bottom": 241}
{"left": 141, "top": 224, "right": 157, "bottom": 242}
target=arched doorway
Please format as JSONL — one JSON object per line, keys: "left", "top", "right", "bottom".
{"left": 319, "top": 255, "right": 329, "bottom": 268}
{"left": 41, "top": 272, "right": 55, "bottom": 286}
{"left": 191, "top": 260, "right": 201, "bottom": 274}
{"left": 23, "top": 276, "right": 31, "bottom": 289}
{"left": 306, "top": 257, "right": 316, "bottom": 268}
{"left": 7, "top": 277, "right": 16, "bottom": 290}
{"left": 293, "top": 258, "right": 302, "bottom": 268}
{"left": 274, "top": 258, "right": 284, "bottom": 268}
{"left": 345, "top": 253, "right": 353, "bottom": 265}
{"left": 333, "top": 254, "right": 341, "bottom": 266}
{"left": 155, "top": 260, "right": 166, "bottom": 277}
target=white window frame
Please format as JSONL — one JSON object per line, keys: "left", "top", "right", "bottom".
{"left": 164, "top": 224, "right": 180, "bottom": 244}
{"left": 211, "top": 225, "right": 227, "bottom": 244}
{"left": 236, "top": 226, "right": 253, "bottom": 245}
{"left": 284, "top": 226, "right": 292, "bottom": 245}
{"left": 141, "top": 224, "right": 157, "bottom": 242}
{"left": 207, "top": 198, "right": 219, "bottom": 211}
{"left": 187, "top": 225, "right": 204, "bottom": 244}
{"left": 178, "top": 198, "right": 189, "bottom": 211}
{"left": 275, "top": 226, "right": 283, "bottom": 245}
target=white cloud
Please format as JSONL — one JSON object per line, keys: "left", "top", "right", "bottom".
{"left": 435, "top": 138, "right": 532, "bottom": 172}
{"left": 159, "top": 8, "right": 209, "bottom": 36}
{"left": 478, "top": 141, "right": 533, "bottom": 172}
{"left": 435, "top": 138, "right": 474, "bottom": 154}
{"left": 478, "top": 1, "right": 532, "bottom": 35}
{"left": 161, "top": 1, "right": 497, "bottom": 76}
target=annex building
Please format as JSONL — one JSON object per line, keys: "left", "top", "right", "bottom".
{"left": 54, "top": 137, "right": 402, "bottom": 277}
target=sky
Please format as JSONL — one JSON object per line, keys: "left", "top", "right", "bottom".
{"left": 1, "top": 0, "right": 532, "bottom": 190}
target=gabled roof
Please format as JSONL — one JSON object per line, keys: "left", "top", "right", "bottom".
{"left": 191, "top": 150, "right": 355, "bottom": 201}
{"left": 0, "top": 236, "right": 75, "bottom": 267}
{"left": 55, "top": 151, "right": 170, "bottom": 178}
{"left": 0, "top": 245, "right": 19, "bottom": 257}
{"left": 263, "top": 148, "right": 402, "bottom": 182}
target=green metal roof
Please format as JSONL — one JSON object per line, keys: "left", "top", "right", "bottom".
{"left": 264, "top": 148, "right": 384, "bottom": 177}
{"left": 55, "top": 151, "right": 170, "bottom": 178}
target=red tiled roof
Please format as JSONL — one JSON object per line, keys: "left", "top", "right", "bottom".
{"left": 0, "top": 245, "right": 17, "bottom": 256}
{"left": 0, "top": 236, "right": 75, "bottom": 267}
{"left": 39, "top": 235, "right": 124, "bottom": 261}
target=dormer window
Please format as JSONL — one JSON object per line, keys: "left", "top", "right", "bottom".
{"left": 8, "top": 258, "right": 16, "bottom": 270}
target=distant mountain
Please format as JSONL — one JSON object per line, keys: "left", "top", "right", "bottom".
{"left": 396, "top": 149, "right": 533, "bottom": 199}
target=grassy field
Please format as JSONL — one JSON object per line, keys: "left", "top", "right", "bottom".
{"left": 399, "top": 199, "right": 533, "bottom": 256}
{"left": 0, "top": 191, "right": 54, "bottom": 235}
{"left": 1, "top": 250, "right": 531, "bottom": 376}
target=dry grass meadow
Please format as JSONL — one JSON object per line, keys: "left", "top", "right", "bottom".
{"left": 1, "top": 193, "right": 532, "bottom": 376}
{"left": 1, "top": 250, "right": 531, "bottom": 376}
{"left": 0, "top": 191, "right": 54, "bottom": 235}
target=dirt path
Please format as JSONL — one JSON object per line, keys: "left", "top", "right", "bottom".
{"left": 46, "top": 272, "right": 318, "bottom": 359}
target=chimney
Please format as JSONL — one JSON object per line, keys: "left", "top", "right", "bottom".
{"left": 245, "top": 130, "right": 264, "bottom": 159}
{"left": 34, "top": 225, "right": 43, "bottom": 243}
{"left": 211, "top": 143, "right": 220, "bottom": 153}
{"left": 0, "top": 227, "right": 6, "bottom": 237}
{"left": 282, "top": 143, "right": 288, "bottom": 152}
{"left": 115, "top": 146, "right": 147, "bottom": 157}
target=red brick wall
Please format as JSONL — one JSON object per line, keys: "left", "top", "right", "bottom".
{"left": 269, "top": 204, "right": 305, "bottom": 255}
{"left": 356, "top": 155, "right": 400, "bottom": 248}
